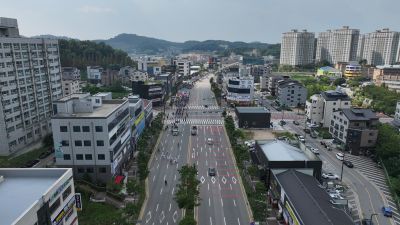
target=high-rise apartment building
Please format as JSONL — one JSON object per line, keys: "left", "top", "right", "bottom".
{"left": 279, "top": 29, "right": 315, "bottom": 66}
{"left": 0, "top": 17, "right": 63, "bottom": 156}
{"left": 315, "top": 26, "right": 359, "bottom": 64}
{"left": 359, "top": 28, "right": 400, "bottom": 66}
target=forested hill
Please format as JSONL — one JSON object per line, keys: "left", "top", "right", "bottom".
{"left": 59, "top": 39, "right": 136, "bottom": 70}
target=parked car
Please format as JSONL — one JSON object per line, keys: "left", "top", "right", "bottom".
{"left": 303, "top": 129, "right": 311, "bottom": 134}
{"left": 298, "top": 136, "right": 305, "bottom": 143}
{"left": 207, "top": 138, "right": 213, "bottom": 145}
{"left": 343, "top": 160, "right": 354, "bottom": 168}
{"left": 293, "top": 121, "right": 300, "bottom": 125}
{"left": 208, "top": 168, "right": 216, "bottom": 176}
{"left": 382, "top": 206, "right": 393, "bottom": 217}
{"left": 279, "top": 120, "right": 286, "bottom": 126}
{"left": 310, "top": 132, "right": 317, "bottom": 138}
{"left": 24, "top": 159, "right": 40, "bottom": 168}
{"left": 329, "top": 193, "right": 344, "bottom": 199}
{"left": 320, "top": 141, "right": 327, "bottom": 147}
{"left": 361, "top": 219, "right": 373, "bottom": 225}
{"left": 244, "top": 140, "right": 255, "bottom": 148}
{"left": 336, "top": 152, "right": 344, "bottom": 161}
{"left": 39, "top": 151, "right": 52, "bottom": 159}
{"left": 322, "top": 173, "right": 339, "bottom": 180}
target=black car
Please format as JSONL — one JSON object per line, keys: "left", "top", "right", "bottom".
{"left": 343, "top": 160, "right": 354, "bottom": 168}
{"left": 293, "top": 121, "right": 300, "bottom": 125}
{"left": 208, "top": 168, "right": 216, "bottom": 176}
{"left": 303, "top": 129, "right": 311, "bottom": 134}
{"left": 361, "top": 219, "right": 373, "bottom": 225}
{"left": 24, "top": 159, "right": 40, "bottom": 168}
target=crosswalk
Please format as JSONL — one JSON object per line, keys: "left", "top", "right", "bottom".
{"left": 345, "top": 154, "right": 400, "bottom": 225}
{"left": 165, "top": 118, "right": 224, "bottom": 125}
{"left": 172, "top": 105, "right": 220, "bottom": 110}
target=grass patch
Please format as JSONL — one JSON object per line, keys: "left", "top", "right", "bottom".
{"left": 0, "top": 146, "right": 49, "bottom": 168}
{"left": 314, "top": 127, "right": 332, "bottom": 139}
{"left": 291, "top": 74, "right": 313, "bottom": 81}
{"left": 273, "top": 131, "right": 296, "bottom": 140}
{"left": 112, "top": 92, "right": 129, "bottom": 99}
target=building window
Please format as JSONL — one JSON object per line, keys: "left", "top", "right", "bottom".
{"left": 369, "top": 132, "right": 374, "bottom": 136}
{"left": 75, "top": 140, "right": 82, "bottom": 146}
{"left": 86, "top": 167, "right": 94, "bottom": 173}
{"left": 62, "top": 186, "right": 72, "bottom": 200}
{"left": 77, "top": 167, "right": 84, "bottom": 173}
{"left": 63, "top": 154, "right": 71, "bottom": 160}
{"left": 97, "top": 140, "right": 104, "bottom": 146}
{"left": 73, "top": 126, "right": 81, "bottom": 132}
{"left": 61, "top": 140, "right": 69, "bottom": 146}
{"left": 76, "top": 154, "right": 83, "bottom": 160}
{"left": 49, "top": 198, "right": 60, "bottom": 215}
{"left": 99, "top": 167, "right": 107, "bottom": 173}
{"left": 84, "top": 140, "right": 91, "bottom": 146}
{"left": 95, "top": 126, "right": 103, "bottom": 132}
{"left": 344, "top": 102, "right": 349, "bottom": 105}
{"left": 333, "top": 102, "right": 336, "bottom": 105}
{"left": 98, "top": 154, "right": 105, "bottom": 160}
{"left": 368, "top": 140, "right": 373, "bottom": 143}
{"left": 60, "top": 126, "right": 68, "bottom": 132}
{"left": 85, "top": 154, "right": 92, "bottom": 160}
{"left": 82, "top": 126, "right": 90, "bottom": 132}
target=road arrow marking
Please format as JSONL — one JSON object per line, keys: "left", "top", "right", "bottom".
{"left": 173, "top": 211, "right": 178, "bottom": 223}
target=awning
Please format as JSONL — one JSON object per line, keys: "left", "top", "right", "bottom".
{"left": 114, "top": 175, "right": 125, "bottom": 184}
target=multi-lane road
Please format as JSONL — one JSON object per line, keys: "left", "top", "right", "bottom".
{"left": 140, "top": 74, "right": 252, "bottom": 225}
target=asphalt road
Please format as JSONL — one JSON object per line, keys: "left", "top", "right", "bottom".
{"left": 284, "top": 119, "right": 399, "bottom": 225}
{"left": 141, "top": 74, "right": 251, "bottom": 225}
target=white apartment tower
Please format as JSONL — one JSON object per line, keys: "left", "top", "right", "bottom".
{"left": 316, "top": 26, "right": 359, "bottom": 64}
{"left": 0, "top": 17, "right": 63, "bottom": 156}
{"left": 280, "top": 29, "right": 315, "bottom": 66}
{"left": 359, "top": 28, "right": 400, "bottom": 66}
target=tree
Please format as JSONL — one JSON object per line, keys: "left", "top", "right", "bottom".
{"left": 174, "top": 165, "right": 201, "bottom": 210}
{"left": 126, "top": 180, "right": 138, "bottom": 195}
{"left": 359, "top": 59, "right": 368, "bottom": 66}
{"left": 42, "top": 133, "right": 54, "bottom": 147}
{"left": 334, "top": 78, "right": 346, "bottom": 86}
{"left": 179, "top": 216, "right": 197, "bottom": 225}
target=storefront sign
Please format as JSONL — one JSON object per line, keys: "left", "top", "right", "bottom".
{"left": 52, "top": 197, "right": 75, "bottom": 225}
{"left": 134, "top": 112, "right": 144, "bottom": 126}
{"left": 49, "top": 177, "right": 72, "bottom": 202}
{"left": 75, "top": 193, "right": 82, "bottom": 211}
{"left": 285, "top": 201, "right": 301, "bottom": 225}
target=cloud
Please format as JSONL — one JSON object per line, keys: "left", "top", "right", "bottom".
{"left": 77, "top": 5, "right": 115, "bottom": 13}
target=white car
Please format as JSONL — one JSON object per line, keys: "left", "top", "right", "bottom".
{"left": 244, "top": 140, "right": 255, "bottom": 147}
{"left": 207, "top": 138, "right": 213, "bottom": 145}
{"left": 329, "top": 193, "right": 344, "bottom": 199}
{"left": 298, "top": 136, "right": 305, "bottom": 143}
{"left": 310, "top": 147, "right": 320, "bottom": 155}
{"left": 322, "top": 173, "right": 339, "bottom": 180}
{"left": 336, "top": 152, "right": 344, "bottom": 161}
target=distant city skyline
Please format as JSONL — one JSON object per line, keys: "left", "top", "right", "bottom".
{"left": 1, "top": 0, "right": 400, "bottom": 43}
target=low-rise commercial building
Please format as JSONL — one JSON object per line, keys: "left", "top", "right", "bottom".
{"left": 226, "top": 75, "right": 254, "bottom": 106}
{"left": 373, "top": 65, "right": 400, "bottom": 92}
{"left": 0, "top": 168, "right": 78, "bottom": 225}
{"left": 132, "top": 81, "right": 165, "bottom": 106}
{"left": 62, "top": 79, "right": 81, "bottom": 97}
{"left": 253, "top": 140, "right": 322, "bottom": 189}
{"left": 51, "top": 93, "right": 131, "bottom": 182}
{"left": 329, "top": 108, "right": 379, "bottom": 155}
{"left": 316, "top": 66, "right": 342, "bottom": 79}
{"left": 174, "top": 59, "right": 191, "bottom": 76}
{"left": 276, "top": 80, "right": 307, "bottom": 107}
{"left": 344, "top": 63, "right": 362, "bottom": 78}
{"left": 269, "top": 169, "right": 353, "bottom": 225}
{"left": 235, "top": 107, "right": 271, "bottom": 128}
{"left": 101, "top": 69, "right": 119, "bottom": 87}
{"left": 87, "top": 66, "right": 103, "bottom": 84}
{"left": 306, "top": 90, "right": 351, "bottom": 127}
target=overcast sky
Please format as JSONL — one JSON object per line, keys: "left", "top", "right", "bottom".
{"left": 1, "top": 0, "right": 400, "bottom": 43}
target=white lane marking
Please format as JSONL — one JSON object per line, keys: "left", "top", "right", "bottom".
{"left": 173, "top": 210, "right": 178, "bottom": 223}
{"left": 225, "top": 161, "right": 227, "bottom": 165}
{"left": 227, "top": 171, "right": 230, "bottom": 177}
{"left": 210, "top": 216, "right": 213, "bottom": 225}
{"left": 160, "top": 187, "right": 163, "bottom": 195}
{"left": 172, "top": 187, "right": 175, "bottom": 194}
{"left": 197, "top": 160, "right": 199, "bottom": 165}
{"left": 224, "top": 217, "right": 227, "bottom": 225}
{"left": 163, "top": 175, "right": 166, "bottom": 180}
{"left": 169, "top": 203, "right": 172, "bottom": 211}
{"left": 216, "top": 161, "right": 218, "bottom": 166}
{"left": 209, "top": 197, "right": 211, "bottom": 207}
{"left": 206, "top": 151, "right": 208, "bottom": 157}
{"left": 233, "top": 199, "right": 237, "bottom": 207}
{"left": 230, "top": 184, "right": 233, "bottom": 190}
{"left": 174, "top": 174, "right": 177, "bottom": 181}
{"left": 207, "top": 182, "right": 210, "bottom": 190}
{"left": 176, "top": 163, "right": 179, "bottom": 169}
{"left": 157, "top": 163, "right": 159, "bottom": 169}
{"left": 206, "top": 160, "right": 208, "bottom": 166}
{"left": 237, "top": 218, "right": 241, "bottom": 225}
{"left": 152, "top": 175, "right": 156, "bottom": 182}
{"left": 221, "top": 198, "right": 224, "bottom": 207}
{"left": 145, "top": 211, "right": 151, "bottom": 223}
{"left": 167, "top": 162, "right": 169, "bottom": 169}
{"left": 223, "top": 152, "right": 225, "bottom": 156}
{"left": 219, "top": 183, "right": 221, "bottom": 190}
{"left": 201, "top": 147, "right": 203, "bottom": 152}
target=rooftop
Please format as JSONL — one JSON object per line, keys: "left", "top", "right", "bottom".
{"left": 257, "top": 140, "right": 318, "bottom": 161}
{"left": 341, "top": 108, "right": 378, "bottom": 121}
{"left": 277, "top": 79, "right": 303, "bottom": 88}
{"left": 273, "top": 169, "right": 354, "bottom": 225}
{"left": 0, "top": 168, "right": 71, "bottom": 225}
{"left": 236, "top": 107, "right": 270, "bottom": 114}
{"left": 319, "top": 66, "right": 340, "bottom": 72}
{"left": 321, "top": 90, "right": 350, "bottom": 101}
{"left": 57, "top": 100, "right": 126, "bottom": 118}
{"left": 56, "top": 93, "right": 91, "bottom": 102}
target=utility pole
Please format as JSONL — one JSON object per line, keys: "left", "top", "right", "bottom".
{"left": 340, "top": 151, "right": 345, "bottom": 181}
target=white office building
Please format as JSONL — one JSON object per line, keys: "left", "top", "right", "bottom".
{"left": 280, "top": 29, "right": 315, "bottom": 66}
{"left": 62, "top": 79, "right": 81, "bottom": 96}
{"left": 51, "top": 93, "right": 131, "bottom": 182}
{"left": 0, "top": 168, "right": 78, "bottom": 225}
{"left": 315, "top": 26, "right": 360, "bottom": 64}
{"left": 0, "top": 17, "right": 63, "bottom": 156}
{"left": 174, "top": 59, "right": 191, "bottom": 76}
{"left": 305, "top": 90, "right": 351, "bottom": 127}
{"left": 358, "top": 28, "right": 400, "bottom": 66}
{"left": 226, "top": 75, "right": 254, "bottom": 106}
